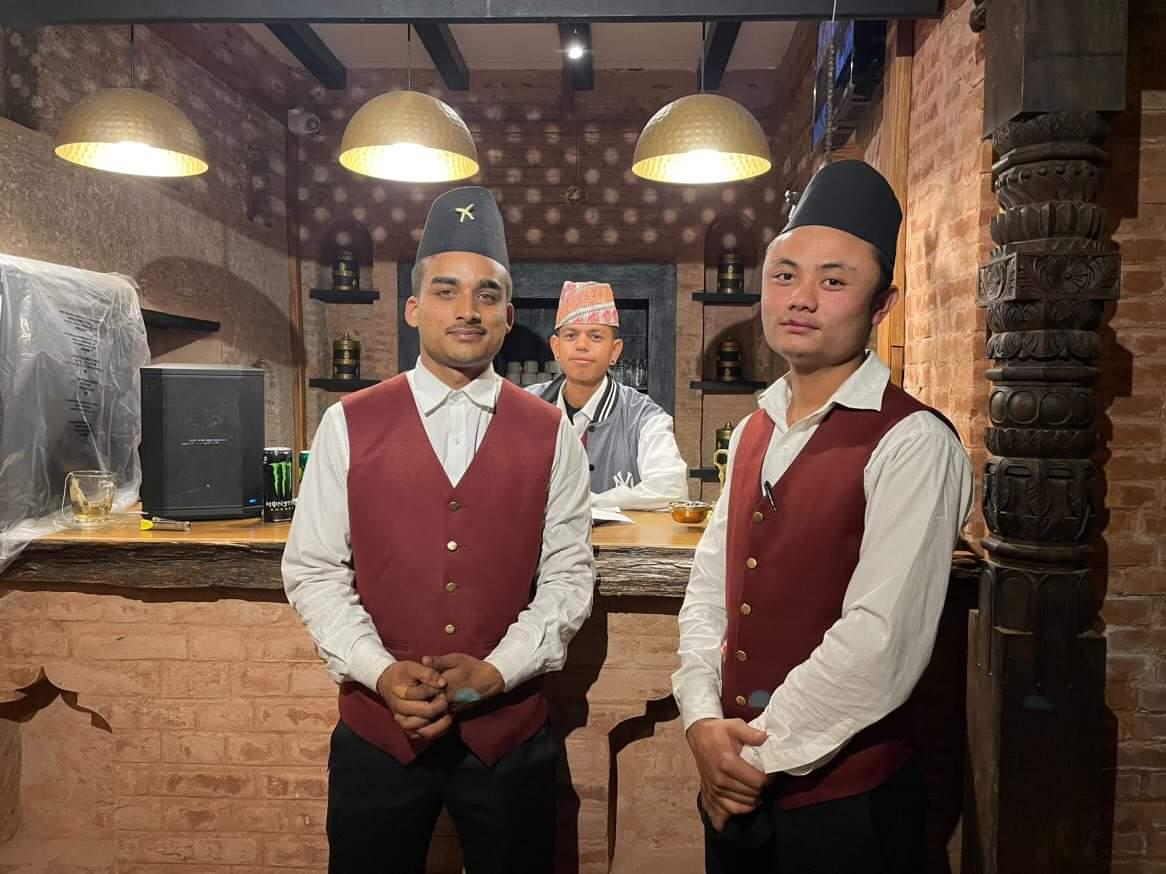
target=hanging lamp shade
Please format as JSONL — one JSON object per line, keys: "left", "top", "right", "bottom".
{"left": 54, "top": 88, "right": 208, "bottom": 178}
{"left": 632, "top": 93, "right": 772, "bottom": 185}
{"left": 339, "top": 91, "right": 479, "bottom": 183}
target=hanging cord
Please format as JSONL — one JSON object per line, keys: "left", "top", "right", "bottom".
{"left": 823, "top": 0, "right": 839, "bottom": 164}
{"left": 699, "top": 22, "right": 705, "bottom": 92}
{"left": 407, "top": 23, "right": 413, "bottom": 90}
{"left": 129, "top": 23, "right": 136, "bottom": 88}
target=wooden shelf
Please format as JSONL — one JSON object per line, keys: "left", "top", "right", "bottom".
{"left": 692, "top": 292, "right": 761, "bottom": 306}
{"left": 141, "top": 309, "right": 220, "bottom": 332}
{"left": 690, "top": 380, "right": 766, "bottom": 394}
{"left": 689, "top": 467, "right": 722, "bottom": 482}
{"left": 309, "top": 378, "right": 380, "bottom": 392}
{"left": 309, "top": 289, "right": 381, "bottom": 304}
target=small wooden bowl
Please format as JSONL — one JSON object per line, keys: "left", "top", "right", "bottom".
{"left": 669, "top": 501, "right": 712, "bottom": 525}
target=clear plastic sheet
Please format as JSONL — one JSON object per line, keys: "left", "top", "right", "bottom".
{"left": 0, "top": 253, "right": 149, "bottom": 573}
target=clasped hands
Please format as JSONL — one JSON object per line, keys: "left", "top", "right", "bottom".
{"left": 375, "top": 654, "right": 504, "bottom": 741}
{"left": 687, "top": 717, "right": 774, "bottom": 832}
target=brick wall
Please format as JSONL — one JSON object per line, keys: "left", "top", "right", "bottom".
{"left": 0, "top": 25, "right": 298, "bottom": 445}
{"left": 903, "top": 0, "right": 994, "bottom": 542}
{"left": 1097, "top": 0, "right": 1166, "bottom": 866}
{"left": 0, "top": 586, "right": 700, "bottom": 874}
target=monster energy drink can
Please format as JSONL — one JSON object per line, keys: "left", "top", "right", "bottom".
{"left": 263, "top": 447, "right": 294, "bottom": 523}
{"left": 298, "top": 450, "right": 310, "bottom": 483}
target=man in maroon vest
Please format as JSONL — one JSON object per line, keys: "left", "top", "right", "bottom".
{"left": 283, "top": 186, "right": 595, "bottom": 873}
{"left": 674, "top": 160, "right": 973, "bottom": 873}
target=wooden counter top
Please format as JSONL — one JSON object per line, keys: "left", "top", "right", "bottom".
{"left": 4, "top": 510, "right": 707, "bottom": 598}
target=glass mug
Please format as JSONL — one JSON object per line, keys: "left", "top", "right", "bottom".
{"left": 61, "top": 470, "right": 117, "bottom": 526}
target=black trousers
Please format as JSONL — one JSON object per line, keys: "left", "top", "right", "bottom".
{"left": 327, "top": 720, "right": 558, "bottom": 874}
{"left": 703, "top": 758, "right": 928, "bottom": 874}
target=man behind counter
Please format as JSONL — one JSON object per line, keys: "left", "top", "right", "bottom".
{"left": 529, "top": 281, "right": 688, "bottom": 511}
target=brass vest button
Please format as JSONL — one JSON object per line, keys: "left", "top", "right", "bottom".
{"left": 746, "top": 557, "right": 758, "bottom": 569}
{"left": 735, "top": 695, "right": 747, "bottom": 707}
{"left": 753, "top": 511, "right": 764, "bottom": 523}
{"left": 449, "top": 500, "right": 461, "bottom": 512}
{"left": 446, "top": 541, "right": 458, "bottom": 552}
{"left": 735, "top": 650, "right": 747, "bottom": 662}
{"left": 446, "top": 582, "right": 457, "bottom": 593}
{"left": 740, "top": 603, "right": 752, "bottom": 616}
{"left": 444, "top": 624, "right": 456, "bottom": 635}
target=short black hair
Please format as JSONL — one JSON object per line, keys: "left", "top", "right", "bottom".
{"left": 872, "top": 245, "right": 893, "bottom": 301}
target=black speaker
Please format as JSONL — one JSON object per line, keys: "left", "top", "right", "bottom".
{"left": 140, "top": 364, "right": 265, "bottom": 520}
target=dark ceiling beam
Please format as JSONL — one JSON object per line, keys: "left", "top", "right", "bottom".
{"left": 266, "top": 23, "right": 346, "bottom": 90}
{"left": 2, "top": 1, "right": 944, "bottom": 25}
{"left": 412, "top": 22, "right": 469, "bottom": 91}
{"left": 700, "top": 20, "right": 740, "bottom": 90}
{"left": 558, "top": 22, "right": 593, "bottom": 91}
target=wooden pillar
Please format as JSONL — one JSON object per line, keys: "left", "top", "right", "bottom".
{"left": 965, "top": 1, "right": 1128, "bottom": 871}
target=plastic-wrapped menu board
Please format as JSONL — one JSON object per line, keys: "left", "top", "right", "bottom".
{"left": 0, "top": 253, "right": 150, "bottom": 572}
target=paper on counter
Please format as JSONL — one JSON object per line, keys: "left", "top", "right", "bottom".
{"left": 591, "top": 507, "right": 634, "bottom": 525}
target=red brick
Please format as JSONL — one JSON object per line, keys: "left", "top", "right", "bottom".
{"left": 44, "top": 593, "right": 106, "bottom": 621}
{"left": 42, "top": 659, "right": 160, "bottom": 695}
{"left": 1114, "top": 831, "right": 1149, "bottom": 856}
{"left": 245, "top": 628, "right": 320, "bottom": 662}
{"left": 231, "top": 663, "right": 292, "bottom": 696}
{"left": 115, "top": 730, "right": 162, "bottom": 763}
{"left": 102, "top": 599, "right": 177, "bottom": 623}
{"left": 107, "top": 698, "right": 199, "bottom": 730}
{"left": 289, "top": 665, "right": 337, "bottom": 696}
{"left": 188, "top": 629, "right": 247, "bottom": 661}
{"left": 72, "top": 628, "right": 186, "bottom": 660}
{"left": 190, "top": 835, "right": 259, "bottom": 865}
{"left": 0, "top": 588, "right": 46, "bottom": 619}
{"left": 228, "top": 801, "right": 287, "bottom": 833}
{"left": 1110, "top": 483, "right": 1161, "bottom": 510}
{"left": 263, "top": 836, "right": 330, "bottom": 868}
{"left": 149, "top": 767, "right": 257, "bottom": 798}
{"left": 162, "top": 732, "right": 226, "bottom": 764}
{"left": 1139, "top": 685, "right": 1166, "bottom": 712}
{"left": 195, "top": 700, "right": 255, "bottom": 730}
{"left": 1107, "top": 653, "right": 1156, "bottom": 681}
{"left": 226, "top": 732, "right": 284, "bottom": 765}
{"left": 0, "top": 623, "right": 70, "bottom": 658}
{"left": 159, "top": 662, "right": 229, "bottom": 697}
{"left": 285, "top": 733, "right": 331, "bottom": 766}
{"left": 159, "top": 798, "right": 232, "bottom": 832}
{"left": 114, "top": 799, "right": 163, "bottom": 831}
{"left": 1103, "top": 595, "right": 1156, "bottom": 627}
{"left": 261, "top": 769, "right": 328, "bottom": 800}
{"left": 115, "top": 764, "right": 152, "bottom": 797}
{"left": 1110, "top": 568, "right": 1166, "bottom": 596}
{"left": 119, "top": 865, "right": 232, "bottom": 874}
{"left": 279, "top": 799, "right": 329, "bottom": 833}
{"left": 255, "top": 699, "right": 338, "bottom": 732}
{"left": 1109, "top": 628, "right": 1166, "bottom": 654}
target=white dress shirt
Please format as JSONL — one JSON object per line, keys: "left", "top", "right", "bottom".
{"left": 282, "top": 359, "right": 596, "bottom": 696}
{"left": 672, "top": 353, "right": 973, "bottom": 776}
{"left": 556, "top": 376, "right": 690, "bottom": 511}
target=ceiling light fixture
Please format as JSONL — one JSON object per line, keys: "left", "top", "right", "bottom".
{"left": 631, "top": 22, "right": 771, "bottom": 185}
{"left": 339, "top": 23, "right": 479, "bottom": 183}
{"left": 54, "top": 25, "right": 208, "bottom": 177}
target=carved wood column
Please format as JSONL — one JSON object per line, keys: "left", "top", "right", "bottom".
{"left": 966, "top": 2, "right": 1128, "bottom": 872}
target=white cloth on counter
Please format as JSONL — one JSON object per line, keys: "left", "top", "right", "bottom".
{"left": 282, "top": 359, "right": 595, "bottom": 696}
{"left": 672, "top": 353, "right": 973, "bottom": 776}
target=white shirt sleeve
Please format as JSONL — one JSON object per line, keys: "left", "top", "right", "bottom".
{"left": 671, "top": 415, "right": 753, "bottom": 729}
{"left": 485, "top": 410, "right": 596, "bottom": 690}
{"left": 591, "top": 412, "right": 691, "bottom": 511}
{"left": 281, "top": 403, "right": 395, "bottom": 695}
{"left": 739, "top": 418, "right": 974, "bottom": 775}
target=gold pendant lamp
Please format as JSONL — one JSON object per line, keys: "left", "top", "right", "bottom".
{"left": 632, "top": 24, "right": 771, "bottom": 185}
{"left": 54, "top": 26, "right": 208, "bottom": 178}
{"left": 339, "top": 24, "right": 479, "bottom": 183}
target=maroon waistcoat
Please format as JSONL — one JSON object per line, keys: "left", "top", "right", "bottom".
{"left": 722, "top": 381, "right": 950, "bottom": 809}
{"left": 339, "top": 374, "right": 560, "bottom": 766}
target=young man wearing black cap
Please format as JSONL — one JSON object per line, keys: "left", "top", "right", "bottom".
{"left": 674, "top": 160, "right": 973, "bottom": 873}
{"left": 283, "top": 186, "right": 595, "bottom": 873}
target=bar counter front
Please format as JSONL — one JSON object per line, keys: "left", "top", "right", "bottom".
{"left": 0, "top": 513, "right": 978, "bottom": 873}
